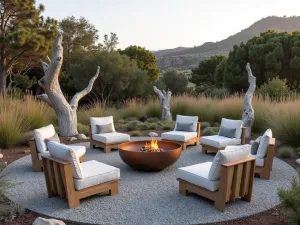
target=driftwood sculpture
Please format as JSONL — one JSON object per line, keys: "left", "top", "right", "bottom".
{"left": 37, "top": 34, "right": 99, "bottom": 136}
{"left": 153, "top": 86, "right": 172, "bottom": 121}
{"left": 242, "top": 63, "right": 256, "bottom": 143}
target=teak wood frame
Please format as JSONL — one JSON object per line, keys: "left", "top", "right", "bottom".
{"left": 29, "top": 139, "right": 84, "bottom": 172}
{"left": 89, "top": 125, "right": 126, "bottom": 153}
{"left": 178, "top": 156, "right": 256, "bottom": 211}
{"left": 202, "top": 127, "right": 246, "bottom": 154}
{"left": 162, "top": 122, "right": 201, "bottom": 150}
{"left": 41, "top": 155, "right": 119, "bottom": 208}
{"left": 254, "top": 138, "right": 276, "bottom": 180}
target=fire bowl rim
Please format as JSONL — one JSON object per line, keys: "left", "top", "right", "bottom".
{"left": 118, "top": 140, "right": 182, "bottom": 153}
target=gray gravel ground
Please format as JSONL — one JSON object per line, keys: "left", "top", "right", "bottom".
{"left": 2, "top": 138, "right": 298, "bottom": 225}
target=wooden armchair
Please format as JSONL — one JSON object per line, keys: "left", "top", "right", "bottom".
{"left": 177, "top": 156, "right": 255, "bottom": 211}
{"left": 29, "top": 139, "right": 85, "bottom": 172}
{"left": 161, "top": 115, "right": 201, "bottom": 150}
{"left": 201, "top": 118, "right": 246, "bottom": 154}
{"left": 42, "top": 155, "right": 120, "bottom": 208}
{"left": 252, "top": 138, "right": 276, "bottom": 179}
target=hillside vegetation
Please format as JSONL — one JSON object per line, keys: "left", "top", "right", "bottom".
{"left": 155, "top": 16, "right": 300, "bottom": 69}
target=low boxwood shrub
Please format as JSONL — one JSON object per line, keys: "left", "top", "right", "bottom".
{"left": 201, "top": 122, "right": 211, "bottom": 130}
{"left": 77, "top": 123, "right": 89, "bottom": 135}
{"left": 277, "top": 146, "right": 295, "bottom": 159}
{"left": 202, "top": 127, "right": 219, "bottom": 136}
{"left": 147, "top": 117, "right": 160, "bottom": 123}
{"left": 131, "top": 131, "right": 142, "bottom": 137}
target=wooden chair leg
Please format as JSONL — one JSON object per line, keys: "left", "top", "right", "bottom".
{"left": 182, "top": 143, "right": 187, "bottom": 151}
{"left": 214, "top": 200, "right": 226, "bottom": 212}
{"left": 68, "top": 197, "right": 80, "bottom": 208}
{"left": 110, "top": 182, "right": 119, "bottom": 196}
{"left": 202, "top": 146, "right": 207, "bottom": 154}
{"left": 104, "top": 145, "right": 111, "bottom": 153}
{"left": 259, "top": 170, "right": 271, "bottom": 180}
{"left": 90, "top": 142, "right": 95, "bottom": 148}
{"left": 179, "top": 182, "right": 187, "bottom": 196}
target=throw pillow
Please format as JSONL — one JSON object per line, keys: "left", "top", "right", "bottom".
{"left": 218, "top": 126, "right": 236, "bottom": 138}
{"left": 96, "top": 123, "right": 114, "bottom": 134}
{"left": 45, "top": 133, "right": 60, "bottom": 143}
{"left": 257, "top": 129, "right": 272, "bottom": 158}
{"left": 175, "top": 122, "right": 194, "bottom": 132}
{"left": 250, "top": 136, "right": 262, "bottom": 155}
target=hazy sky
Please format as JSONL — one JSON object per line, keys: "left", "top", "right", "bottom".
{"left": 36, "top": 0, "right": 300, "bottom": 50}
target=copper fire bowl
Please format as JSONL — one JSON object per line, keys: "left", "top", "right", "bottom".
{"left": 118, "top": 140, "right": 182, "bottom": 171}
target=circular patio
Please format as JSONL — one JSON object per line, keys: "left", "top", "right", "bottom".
{"left": 2, "top": 138, "right": 298, "bottom": 225}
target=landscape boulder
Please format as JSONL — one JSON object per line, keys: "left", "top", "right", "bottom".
{"left": 296, "top": 158, "right": 300, "bottom": 165}
{"left": 77, "top": 133, "right": 88, "bottom": 140}
{"left": 149, "top": 132, "right": 158, "bottom": 137}
{"left": 32, "top": 217, "right": 66, "bottom": 225}
{"left": 70, "top": 137, "right": 78, "bottom": 141}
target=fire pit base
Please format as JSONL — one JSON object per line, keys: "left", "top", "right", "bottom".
{"left": 118, "top": 140, "right": 182, "bottom": 171}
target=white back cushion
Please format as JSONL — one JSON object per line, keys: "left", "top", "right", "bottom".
{"left": 219, "top": 118, "right": 243, "bottom": 139}
{"left": 257, "top": 129, "right": 272, "bottom": 158}
{"left": 175, "top": 115, "right": 198, "bottom": 132}
{"left": 47, "top": 141, "right": 83, "bottom": 179}
{"left": 208, "top": 144, "right": 251, "bottom": 181}
{"left": 33, "top": 124, "right": 56, "bottom": 153}
{"left": 90, "top": 116, "right": 115, "bottom": 135}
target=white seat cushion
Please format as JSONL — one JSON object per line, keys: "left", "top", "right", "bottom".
{"left": 208, "top": 144, "right": 251, "bottom": 181}
{"left": 219, "top": 118, "right": 243, "bottom": 139}
{"left": 47, "top": 142, "right": 84, "bottom": 179}
{"left": 177, "top": 162, "right": 220, "bottom": 192}
{"left": 90, "top": 116, "right": 116, "bottom": 135}
{"left": 74, "top": 160, "right": 120, "bottom": 190}
{"left": 33, "top": 124, "right": 56, "bottom": 153}
{"left": 92, "top": 132, "right": 130, "bottom": 144}
{"left": 250, "top": 154, "right": 265, "bottom": 167}
{"left": 200, "top": 135, "right": 241, "bottom": 148}
{"left": 174, "top": 115, "right": 198, "bottom": 132}
{"left": 38, "top": 145, "right": 86, "bottom": 160}
{"left": 161, "top": 131, "right": 198, "bottom": 142}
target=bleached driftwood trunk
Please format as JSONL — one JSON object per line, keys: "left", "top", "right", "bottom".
{"left": 153, "top": 86, "right": 172, "bottom": 121}
{"left": 242, "top": 63, "right": 256, "bottom": 143}
{"left": 37, "top": 34, "right": 99, "bottom": 136}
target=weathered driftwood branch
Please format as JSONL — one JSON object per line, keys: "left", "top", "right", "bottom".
{"left": 36, "top": 34, "right": 99, "bottom": 136}
{"left": 36, "top": 93, "right": 53, "bottom": 107}
{"left": 242, "top": 62, "right": 256, "bottom": 143}
{"left": 153, "top": 86, "right": 172, "bottom": 121}
{"left": 70, "top": 66, "right": 100, "bottom": 110}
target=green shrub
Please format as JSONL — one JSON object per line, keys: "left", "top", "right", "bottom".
{"left": 117, "top": 119, "right": 126, "bottom": 124}
{"left": 138, "top": 122, "right": 151, "bottom": 130}
{"left": 149, "top": 123, "right": 158, "bottom": 130}
{"left": 126, "top": 120, "right": 142, "bottom": 131}
{"left": 201, "top": 122, "right": 211, "bottom": 130}
{"left": 277, "top": 146, "right": 295, "bottom": 159}
{"left": 114, "top": 123, "right": 126, "bottom": 131}
{"left": 162, "top": 124, "right": 173, "bottom": 130}
{"left": 257, "top": 77, "right": 290, "bottom": 101}
{"left": 77, "top": 123, "right": 89, "bottom": 135}
{"left": 125, "top": 117, "right": 139, "bottom": 122}
{"left": 278, "top": 175, "right": 300, "bottom": 225}
{"left": 202, "top": 127, "right": 219, "bottom": 136}
{"left": 147, "top": 117, "right": 160, "bottom": 123}
{"left": 131, "top": 131, "right": 142, "bottom": 137}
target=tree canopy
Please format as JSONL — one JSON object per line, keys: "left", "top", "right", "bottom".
{"left": 223, "top": 31, "right": 300, "bottom": 92}
{"left": 59, "top": 16, "right": 100, "bottom": 62}
{"left": 0, "top": 0, "right": 57, "bottom": 94}
{"left": 66, "top": 51, "right": 148, "bottom": 103}
{"left": 120, "top": 45, "right": 160, "bottom": 81}
{"left": 190, "top": 55, "right": 226, "bottom": 87}
{"left": 162, "top": 70, "right": 188, "bottom": 95}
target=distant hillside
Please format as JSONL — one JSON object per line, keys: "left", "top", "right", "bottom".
{"left": 155, "top": 16, "right": 300, "bottom": 70}
{"left": 152, "top": 47, "right": 190, "bottom": 57}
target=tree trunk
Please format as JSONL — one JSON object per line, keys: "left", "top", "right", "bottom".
{"left": 0, "top": 65, "right": 7, "bottom": 95}
{"left": 242, "top": 63, "right": 256, "bottom": 143}
{"left": 153, "top": 86, "right": 172, "bottom": 121}
{"left": 37, "top": 34, "right": 99, "bottom": 137}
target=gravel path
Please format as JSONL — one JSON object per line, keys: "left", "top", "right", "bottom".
{"left": 2, "top": 138, "right": 298, "bottom": 225}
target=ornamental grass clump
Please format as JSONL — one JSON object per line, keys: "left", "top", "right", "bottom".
{"left": 277, "top": 146, "right": 296, "bottom": 159}
{"left": 0, "top": 99, "right": 29, "bottom": 148}
{"left": 278, "top": 173, "right": 300, "bottom": 225}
